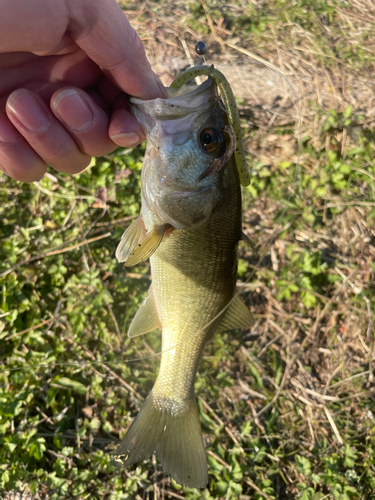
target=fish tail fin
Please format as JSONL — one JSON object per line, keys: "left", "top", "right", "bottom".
{"left": 114, "top": 392, "right": 208, "bottom": 488}
{"left": 156, "top": 396, "right": 208, "bottom": 488}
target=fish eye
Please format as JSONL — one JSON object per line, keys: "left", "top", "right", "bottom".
{"left": 199, "top": 127, "right": 224, "bottom": 154}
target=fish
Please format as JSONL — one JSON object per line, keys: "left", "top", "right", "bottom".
{"left": 113, "top": 71, "right": 254, "bottom": 488}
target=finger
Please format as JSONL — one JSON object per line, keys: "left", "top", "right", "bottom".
{"left": 95, "top": 76, "right": 122, "bottom": 107}
{"left": 0, "top": 46, "right": 101, "bottom": 100}
{"left": 51, "top": 87, "right": 118, "bottom": 156}
{"left": 108, "top": 94, "right": 145, "bottom": 147}
{"left": 6, "top": 89, "right": 91, "bottom": 175}
{"left": 0, "top": 112, "right": 46, "bottom": 182}
{"left": 69, "top": 0, "right": 168, "bottom": 100}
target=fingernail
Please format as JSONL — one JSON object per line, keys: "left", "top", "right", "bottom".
{"left": 7, "top": 91, "right": 50, "bottom": 133}
{"left": 0, "top": 113, "right": 19, "bottom": 144}
{"left": 52, "top": 89, "right": 94, "bottom": 132}
{"left": 111, "top": 131, "right": 141, "bottom": 146}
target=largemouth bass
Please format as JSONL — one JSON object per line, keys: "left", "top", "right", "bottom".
{"left": 114, "top": 70, "right": 254, "bottom": 488}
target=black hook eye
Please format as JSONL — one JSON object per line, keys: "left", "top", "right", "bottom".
{"left": 195, "top": 41, "right": 207, "bottom": 55}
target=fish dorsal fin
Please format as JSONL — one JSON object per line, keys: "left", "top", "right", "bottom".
{"left": 125, "top": 224, "right": 166, "bottom": 267}
{"left": 116, "top": 216, "right": 146, "bottom": 263}
{"left": 128, "top": 286, "right": 161, "bottom": 338}
{"left": 217, "top": 294, "right": 255, "bottom": 333}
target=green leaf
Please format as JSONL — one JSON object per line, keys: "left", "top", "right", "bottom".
{"left": 29, "top": 437, "right": 47, "bottom": 460}
{"left": 54, "top": 377, "right": 87, "bottom": 394}
{"left": 295, "top": 454, "right": 312, "bottom": 476}
{"left": 315, "top": 186, "right": 326, "bottom": 197}
{"left": 343, "top": 105, "right": 352, "bottom": 118}
{"left": 302, "top": 291, "right": 317, "bottom": 309}
{"left": 48, "top": 264, "right": 59, "bottom": 275}
{"left": 339, "top": 164, "right": 351, "bottom": 174}
{"left": 4, "top": 442, "right": 17, "bottom": 453}
{"left": 0, "top": 469, "right": 10, "bottom": 489}
{"left": 343, "top": 445, "right": 358, "bottom": 468}
{"left": 89, "top": 417, "right": 101, "bottom": 430}
{"left": 347, "top": 147, "right": 365, "bottom": 157}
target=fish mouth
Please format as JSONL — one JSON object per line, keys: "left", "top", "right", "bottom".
{"left": 131, "top": 78, "right": 214, "bottom": 120}
{"left": 166, "top": 186, "right": 212, "bottom": 199}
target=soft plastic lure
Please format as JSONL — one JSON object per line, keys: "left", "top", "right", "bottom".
{"left": 170, "top": 65, "right": 250, "bottom": 187}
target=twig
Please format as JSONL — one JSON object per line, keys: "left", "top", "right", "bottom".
{"left": 108, "top": 303, "right": 122, "bottom": 340}
{"left": 291, "top": 379, "right": 340, "bottom": 402}
{"left": 255, "top": 355, "right": 296, "bottom": 418}
{"left": 160, "top": 490, "right": 185, "bottom": 500}
{"left": 36, "top": 406, "right": 55, "bottom": 426}
{"left": 324, "top": 406, "right": 344, "bottom": 445}
{"left": 5, "top": 319, "right": 52, "bottom": 341}
{"left": 33, "top": 181, "right": 96, "bottom": 200}
{"left": 207, "top": 450, "right": 231, "bottom": 469}
{"left": 244, "top": 478, "right": 274, "bottom": 500}
{"left": 237, "top": 378, "right": 267, "bottom": 400}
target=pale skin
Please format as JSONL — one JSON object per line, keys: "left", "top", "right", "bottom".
{"left": 0, "top": 0, "right": 168, "bottom": 182}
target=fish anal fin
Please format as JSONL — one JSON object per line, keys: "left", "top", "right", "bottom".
{"left": 128, "top": 286, "right": 161, "bottom": 338}
{"left": 125, "top": 224, "right": 166, "bottom": 267}
{"left": 217, "top": 294, "right": 255, "bottom": 333}
{"left": 116, "top": 216, "right": 146, "bottom": 263}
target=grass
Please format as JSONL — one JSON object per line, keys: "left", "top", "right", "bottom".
{"left": 1, "top": 0, "right": 375, "bottom": 499}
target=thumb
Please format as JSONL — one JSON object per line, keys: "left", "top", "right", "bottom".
{"left": 68, "top": 0, "right": 167, "bottom": 99}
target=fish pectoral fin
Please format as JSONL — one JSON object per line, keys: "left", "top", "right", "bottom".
{"left": 125, "top": 224, "right": 166, "bottom": 267}
{"left": 128, "top": 286, "right": 161, "bottom": 338}
{"left": 241, "top": 231, "right": 259, "bottom": 255}
{"left": 116, "top": 215, "right": 146, "bottom": 263}
{"left": 217, "top": 294, "right": 255, "bottom": 333}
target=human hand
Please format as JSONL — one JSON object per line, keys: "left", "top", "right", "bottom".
{"left": 0, "top": 0, "right": 167, "bottom": 182}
